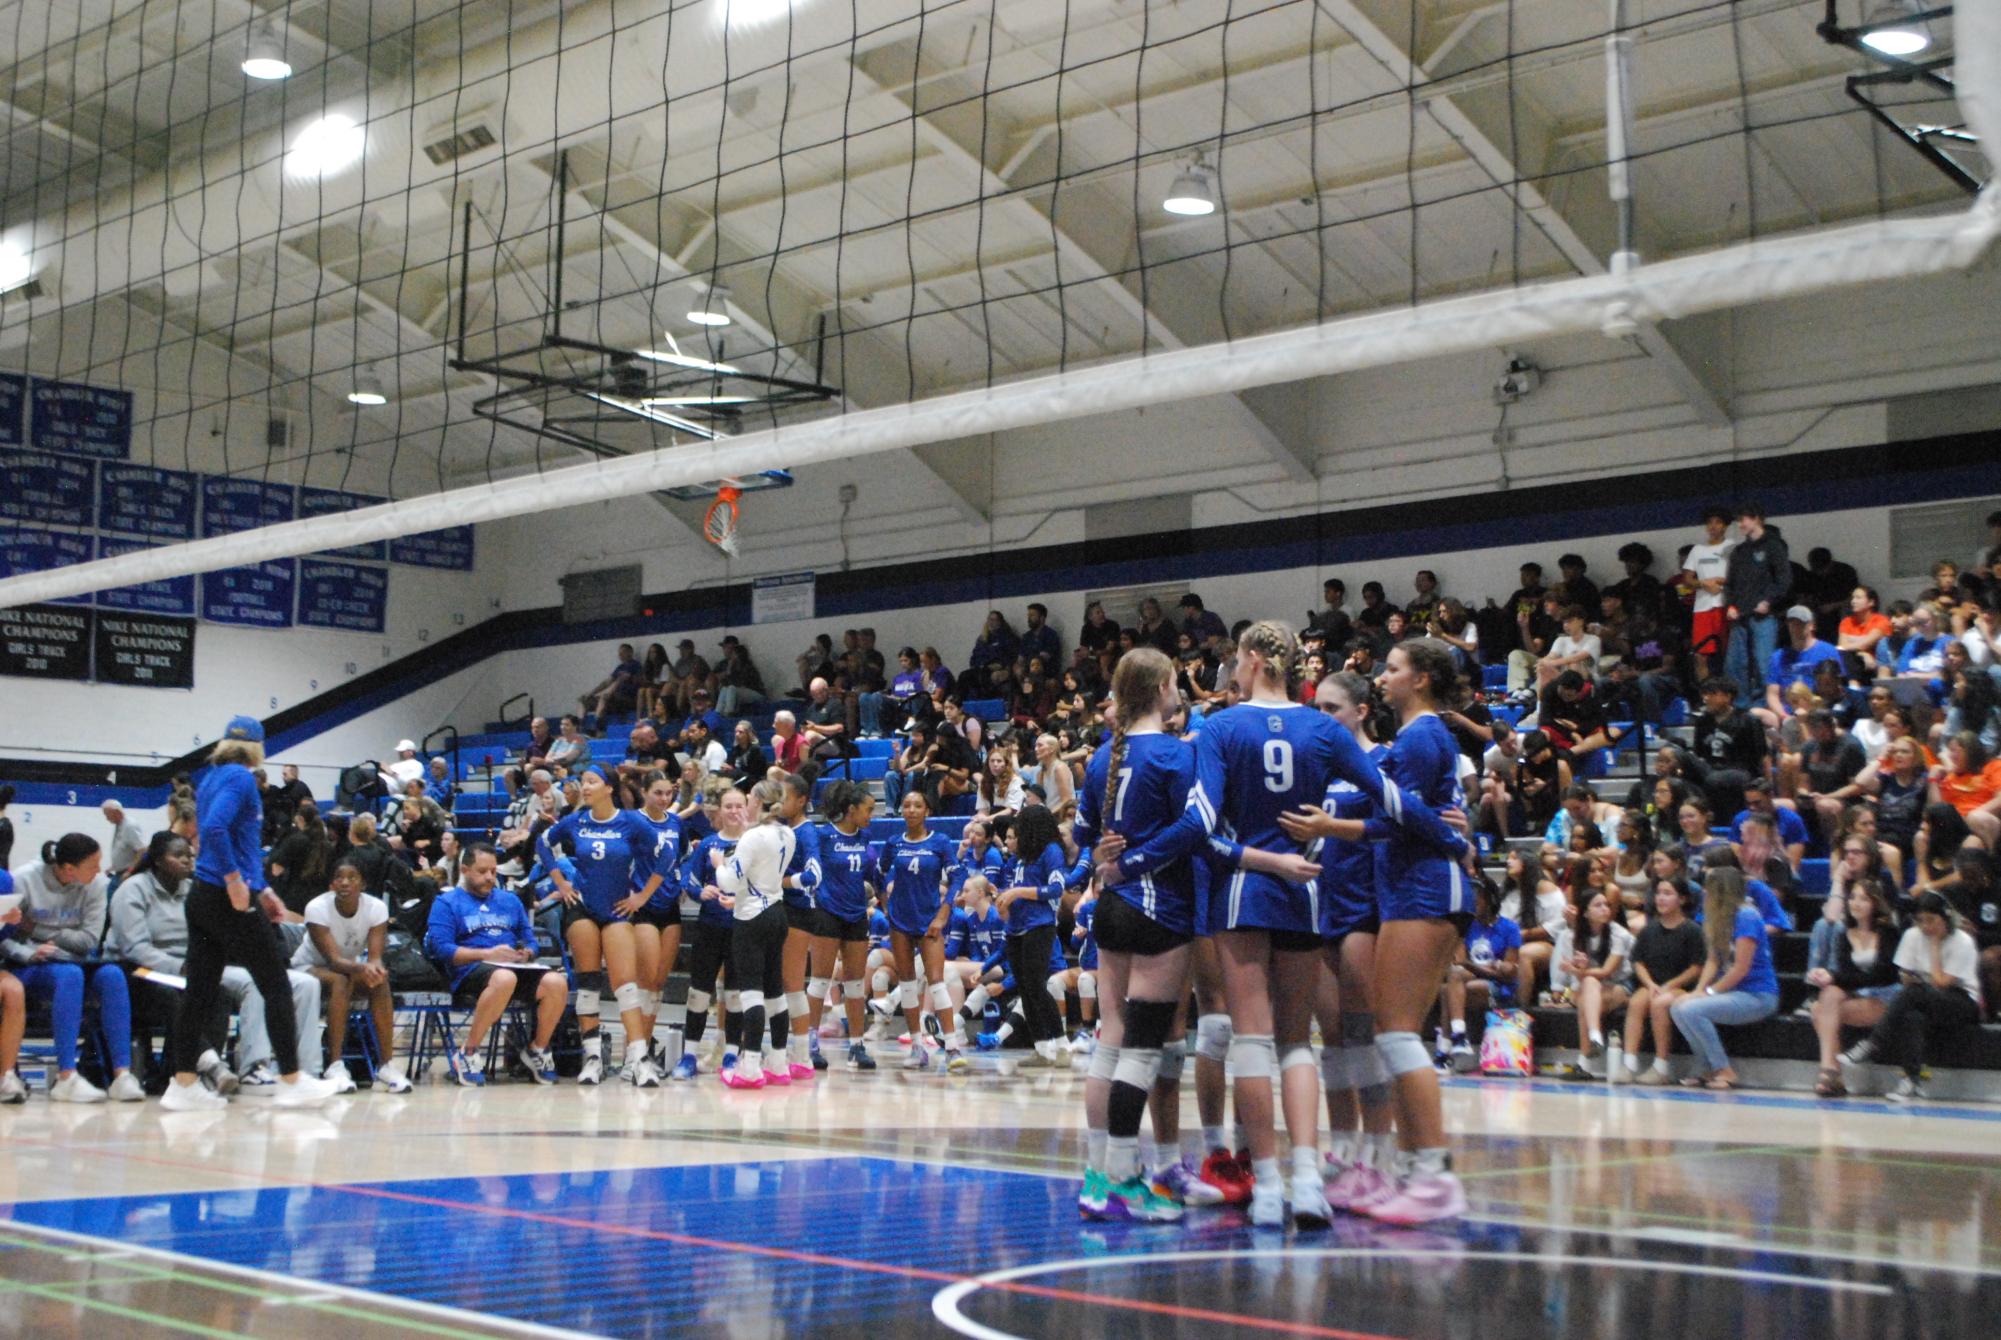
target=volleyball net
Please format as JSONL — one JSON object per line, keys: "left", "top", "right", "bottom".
{"left": 0, "top": 0, "right": 1992, "bottom": 607}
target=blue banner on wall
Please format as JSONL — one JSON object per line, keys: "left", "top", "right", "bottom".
{"left": 0, "top": 527, "right": 95, "bottom": 607}
{"left": 94, "top": 538, "right": 197, "bottom": 616}
{"left": 0, "top": 373, "right": 24, "bottom": 448}
{"left": 297, "top": 560, "right": 388, "bottom": 632}
{"left": 201, "top": 477, "right": 295, "bottom": 536}
{"left": 390, "top": 524, "right": 475, "bottom": 571}
{"left": 201, "top": 559, "right": 296, "bottom": 628}
{"left": 30, "top": 380, "right": 132, "bottom": 460}
{"left": 99, "top": 463, "right": 199, "bottom": 539}
{"left": 297, "top": 486, "right": 388, "bottom": 561}
{"left": 0, "top": 449, "right": 95, "bottom": 528}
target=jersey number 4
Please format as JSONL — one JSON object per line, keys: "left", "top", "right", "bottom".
{"left": 1262, "top": 740, "right": 1294, "bottom": 793}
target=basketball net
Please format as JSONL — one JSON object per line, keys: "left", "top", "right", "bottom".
{"left": 703, "top": 485, "right": 743, "bottom": 557}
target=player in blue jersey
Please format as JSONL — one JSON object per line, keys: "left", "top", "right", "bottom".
{"left": 1276, "top": 672, "right": 1401, "bottom": 1212}
{"left": 993, "top": 803, "right": 1076, "bottom": 1068}
{"left": 947, "top": 873, "right": 1009, "bottom": 1030}
{"left": 877, "top": 790, "right": 970, "bottom": 1072}
{"left": 953, "top": 819, "right": 1009, "bottom": 893}
{"left": 629, "top": 772, "right": 686, "bottom": 1072}
{"left": 672, "top": 787, "right": 750, "bottom": 1081}
{"left": 1353, "top": 638, "right": 1477, "bottom": 1224}
{"left": 805, "top": 780, "right": 880, "bottom": 1071}
{"left": 1052, "top": 886, "right": 1099, "bottom": 1053}
{"left": 1075, "top": 648, "right": 1198, "bottom": 1222}
{"left": 1104, "top": 621, "right": 1469, "bottom": 1230}
{"left": 769, "top": 773, "right": 825, "bottom": 1079}
{"left": 538, "top": 764, "right": 662, "bottom": 1086}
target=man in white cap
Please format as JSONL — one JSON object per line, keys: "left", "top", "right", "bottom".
{"left": 385, "top": 739, "right": 425, "bottom": 788}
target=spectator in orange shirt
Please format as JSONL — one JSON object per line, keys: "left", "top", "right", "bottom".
{"left": 1933, "top": 731, "right": 2001, "bottom": 848}
{"left": 1838, "top": 586, "right": 1893, "bottom": 680}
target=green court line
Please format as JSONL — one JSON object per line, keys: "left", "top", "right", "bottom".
{"left": 0, "top": 1231, "right": 508, "bottom": 1340}
{"left": 6, "top": 1281, "right": 245, "bottom": 1338}
{"left": 1838, "top": 1151, "right": 2001, "bottom": 1177}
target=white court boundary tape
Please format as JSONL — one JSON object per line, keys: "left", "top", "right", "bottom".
{"left": 931, "top": 1247, "right": 1895, "bottom": 1340}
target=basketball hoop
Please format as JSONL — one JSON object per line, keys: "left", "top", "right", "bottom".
{"left": 703, "top": 485, "right": 743, "bottom": 557}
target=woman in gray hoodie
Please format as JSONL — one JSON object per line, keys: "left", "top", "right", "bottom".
{"left": 5, "top": 833, "right": 141, "bottom": 1102}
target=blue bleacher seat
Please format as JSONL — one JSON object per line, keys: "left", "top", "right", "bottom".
{"left": 961, "top": 698, "right": 1006, "bottom": 721}
{"left": 856, "top": 739, "right": 898, "bottom": 758}
{"left": 1799, "top": 858, "right": 1831, "bottom": 896}
{"left": 1483, "top": 665, "right": 1508, "bottom": 690}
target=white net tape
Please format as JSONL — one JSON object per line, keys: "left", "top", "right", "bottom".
{"left": 0, "top": 4, "right": 1994, "bottom": 611}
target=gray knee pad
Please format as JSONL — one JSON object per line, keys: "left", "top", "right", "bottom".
{"left": 1375, "top": 1030, "right": 1431, "bottom": 1077}
{"left": 1194, "top": 1012, "right": 1233, "bottom": 1064}
{"left": 1087, "top": 1043, "right": 1123, "bottom": 1084}
{"left": 1226, "top": 1033, "right": 1277, "bottom": 1080}
{"left": 1157, "top": 1040, "right": 1187, "bottom": 1084}
{"left": 1320, "top": 1045, "right": 1352, "bottom": 1091}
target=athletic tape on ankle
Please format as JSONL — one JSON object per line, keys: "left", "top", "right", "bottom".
{"left": 1376, "top": 1030, "right": 1431, "bottom": 1077}
{"left": 1195, "top": 1013, "right": 1232, "bottom": 1063}
{"left": 1226, "top": 1033, "right": 1277, "bottom": 1079}
{"left": 1087, "top": 1043, "right": 1123, "bottom": 1083}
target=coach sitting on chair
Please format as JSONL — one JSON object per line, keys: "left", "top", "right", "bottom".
{"left": 425, "top": 843, "right": 567, "bottom": 1086}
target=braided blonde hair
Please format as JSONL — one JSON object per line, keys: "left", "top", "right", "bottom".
{"left": 1236, "top": 619, "right": 1296, "bottom": 694}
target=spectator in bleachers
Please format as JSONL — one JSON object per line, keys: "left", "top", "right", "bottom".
{"left": 1689, "top": 676, "right": 1765, "bottom": 818}
{"left": 384, "top": 794, "right": 447, "bottom": 869}
{"left": 716, "top": 636, "right": 769, "bottom": 715}
{"left": 1078, "top": 601, "right": 1117, "bottom": 664}
{"left": 499, "top": 770, "right": 557, "bottom": 858}
{"left": 1935, "top": 731, "right": 2001, "bottom": 849}
{"left": 1667, "top": 866, "right": 1779, "bottom": 1090}
{"left": 1552, "top": 888, "right": 1633, "bottom": 1076}
{"left": 634, "top": 643, "right": 671, "bottom": 720}
{"left": 579, "top": 642, "right": 644, "bottom": 726}
{"left": 1945, "top": 849, "right": 2001, "bottom": 1018}
{"left": 266, "top": 800, "right": 331, "bottom": 915}
{"left": 1538, "top": 670, "right": 1624, "bottom": 766}
{"left": 1497, "top": 849, "right": 1565, "bottom": 1006}
{"left": 1796, "top": 547, "right": 1859, "bottom": 644}
{"left": 1342, "top": 637, "right": 1383, "bottom": 683}
{"left": 385, "top": 739, "right": 425, "bottom": 788}
{"left": 883, "top": 721, "right": 931, "bottom": 809}
{"left": 1440, "top": 878, "right": 1519, "bottom": 1068}
{"left": 1911, "top": 802, "right": 1973, "bottom": 899}
{"left": 1674, "top": 796, "right": 1732, "bottom": 876}
{"left": 672, "top": 688, "right": 727, "bottom": 752}
{"left": 1839, "top": 587, "right": 1893, "bottom": 681}
{"left": 1128, "top": 597, "right": 1174, "bottom": 655}
{"left": 1723, "top": 502, "right": 1791, "bottom": 709}
{"left": 925, "top": 721, "right": 980, "bottom": 813}
{"left": 522, "top": 716, "right": 556, "bottom": 774}
{"left": 1308, "top": 578, "right": 1353, "bottom": 649}
{"left": 799, "top": 677, "right": 853, "bottom": 774}
{"left": 1553, "top": 553, "right": 1599, "bottom": 620}
{"left": 1941, "top": 650, "right": 1999, "bottom": 754}
{"left": 1759, "top": 606, "right": 1843, "bottom": 729}
{"left": 7, "top": 834, "right": 142, "bottom": 1102}
{"left": 545, "top": 716, "right": 592, "bottom": 775}
{"left": 718, "top": 720, "right": 770, "bottom": 792}
{"left": 1731, "top": 780, "right": 1806, "bottom": 870}
{"left": 1024, "top": 734, "right": 1076, "bottom": 822}
{"left": 1889, "top": 601, "right": 1950, "bottom": 681}
{"left": 1850, "top": 683, "right": 1896, "bottom": 761}
{"left": 918, "top": 647, "right": 956, "bottom": 705}
{"left": 685, "top": 716, "right": 728, "bottom": 774}
{"left": 425, "top": 757, "right": 456, "bottom": 813}
{"left": 1013, "top": 655, "right": 1057, "bottom": 724}
{"left": 431, "top": 829, "right": 464, "bottom": 888}
{"left": 623, "top": 721, "right": 677, "bottom": 776}
{"left": 1405, "top": 569, "right": 1443, "bottom": 626}
{"left": 977, "top": 748, "right": 1025, "bottom": 820}
{"left": 795, "top": 633, "right": 838, "bottom": 697}
{"left": 969, "top": 610, "right": 1019, "bottom": 675}
{"left": 1350, "top": 579, "right": 1389, "bottom": 638}
{"left": 770, "top": 710, "right": 809, "bottom": 776}
{"left": 660, "top": 639, "right": 712, "bottom": 718}
{"left": 1779, "top": 709, "right": 1866, "bottom": 847}
{"left": 1382, "top": 609, "right": 1411, "bottom": 648}
{"left": 1432, "top": 600, "right": 1481, "bottom": 675}
{"left": 1841, "top": 890, "right": 1984, "bottom": 1101}
{"left": 1606, "top": 542, "right": 1664, "bottom": 620}
{"left": 1625, "top": 876, "right": 1705, "bottom": 1084}
{"left": 1539, "top": 607, "right": 1601, "bottom": 689}
{"left": 1178, "top": 593, "right": 1227, "bottom": 646}
{"left": 1020, "top": 603, "right": 1062, "bottom": 666}
{"left": 100, "top": 800, "right": 146, "bottom": 880}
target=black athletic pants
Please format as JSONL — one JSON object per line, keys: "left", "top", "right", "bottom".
{"left": 1005, "top": 924, "right": 1062, "bottom": 1045}
{"left": 173, "top": 880, "right": 300, "bottom": 1075}
{"left": 684, "top": 921, "right": 734, "bottom": 1044}
{"left": 731, "top": 904, "right": 789, "bottom": 1051}
{"left": 1869, "top": 980, "right": 1981, "bottom": 1078}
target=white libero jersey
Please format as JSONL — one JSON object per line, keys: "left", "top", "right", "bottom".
{"left": 720, "top": 822, "right": 797, "bottom": 921}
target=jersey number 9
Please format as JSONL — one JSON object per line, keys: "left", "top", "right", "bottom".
{"left": 1262, "top": 740, "right": 1294, "bottom": 794}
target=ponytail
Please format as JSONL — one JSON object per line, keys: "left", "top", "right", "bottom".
{"left": 43, "top": 832, "right": 101, "bottom": 869}
{"left": 1105, "top": 648, "right": 1175, "bottom": 829}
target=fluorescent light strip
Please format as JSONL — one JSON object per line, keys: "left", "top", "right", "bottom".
{"left": 583, "top": 392, "right": 721, "bottom": 439}
{"left": 632, "top": 348, "right": 741, "bottom": 375}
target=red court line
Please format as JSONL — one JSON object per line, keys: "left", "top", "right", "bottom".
{"left": 9, "top": 1132, "right": 1405, "bottom": 1340}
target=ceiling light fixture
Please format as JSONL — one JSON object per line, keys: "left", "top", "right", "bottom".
{"left": 242, "top": 25, "right": 293, "bottom": 80}
{"left": 346, "top": 371, "right": 387, "bottom": 406}
{"left": 633, "top": 346, "right": 741, "bottom": 376}
{"left": 723, "top": 0, "right": 795, "bottom": 33}
{"left": 287, "top": 114, "right": 366, "bottom": 179}
{"left": 1858, "top": 0, "right": 1933, "bottom": 56}
{"left": 0, "top": 239, "right": 32, "bottom": 292}
{"left": 688, "top": 282, "right": 733, "bottom": 327}
{"left": 1163, "top": 155, "right": 1219, "bottom": 217}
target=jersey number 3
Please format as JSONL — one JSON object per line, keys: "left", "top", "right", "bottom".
{"left": 1262, "top": 740, "right": 1294, "bottom": 794}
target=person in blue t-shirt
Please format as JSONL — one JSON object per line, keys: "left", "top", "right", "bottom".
{"left": 1668, "top": 867, "right": 1780, "bottom": 1089}
{"left": 426, "top": 844, "right": 569, "bottom": 1086}
{"left": 1760, "top": 608, "right": 1844, "bottom": 727}
{"left": 1444, "top": 878, "right": 1521, "bottom": 1054}
{"left": 805, "top": 780, "right": 881, "bottom": 1071}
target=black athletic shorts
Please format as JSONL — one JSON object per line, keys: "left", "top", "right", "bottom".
{"left": 810, "top": 908, "right": 872, "bottom": 943}
{"left": 1267, "top": 927, "right": 1325, "bottom": 953}
{"left": 560, "top": 901, "right": 623, "bottom": 935}
{"left": 452, "top": 962, "right": 548, "bottom": 1009}
{"left": 1093, "top": 888, "right": 1194, "bottom": 956}
{"left": 632, "top": 901, "right": 681, "bottom": 930}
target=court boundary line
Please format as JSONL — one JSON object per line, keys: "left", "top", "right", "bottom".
{"left": 930, "top": 1248, "right": 1898, "bottom": 1340}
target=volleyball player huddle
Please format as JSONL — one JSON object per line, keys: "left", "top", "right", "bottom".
{"left": 1077, "top": 625, "right": 1475, "bottom": 1229}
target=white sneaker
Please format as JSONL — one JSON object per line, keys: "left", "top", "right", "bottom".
{"left": 197, "top": 1050, "right": 240, "bottom": 1097}
{"left": 1291, "top": 1171, "right": 1333, "bottom": 1229}
{"left": 634, "top": 1058, "right": 663, "bottom": 1089}
{"left": 48, "top": 1072, "right": 107, "bottom": 1104}
{"left": 324, "top": 1061, "right": 359, "bottom": 1095}
{"left": 160, "top": 1078, "right": 228, "bottom": 1112}
{"left": 1248, "top": 1181, "right": 1288, "bottom": 1229}
{"left": 578, "top": 1053, "right": 604, "bottom": 1086}
{"left": 374, "top": 1062, "right": 414, "bottom": 1095}
{"left": 0, "top": 1071, "right": 26, "bottom": 1105}
{"left": 238, "top": 1061, "right": 277, "bottom": 1094}
{"left": 107, "top": 1071, "right": 146, "bottom": 1103}
{"left": 1887, "top": 1076, "right": 1925, "bottom": 1104}
{"left": 271, "top": 1073, "right": 340, "bottom": 1108}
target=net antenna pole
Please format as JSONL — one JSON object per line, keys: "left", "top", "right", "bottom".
{"left": 1601, "top": 0, "right": 1642, "bottom": 337}
{"left": 552, "top": 149, "right": 568, "bottom": 341}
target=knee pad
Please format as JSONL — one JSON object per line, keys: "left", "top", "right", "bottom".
{"left": 1320, "top": 1044, "right": 1353, "bottom": 1091}
{"left": 1376, "top": 1030, "right": 1431, "bottom": 1078}
{"left": 1112, "top": 1047, "right": 1164, "bottom": 1091}
{"left": 575, "top": 988, "right": 601, "bottom": 1017}
{"left": 1077, "top": 972, "right": 1097, "bottom": 1000}
{"left": 613, "top": 981, "right": 642, "bottom": 1014}
{"left": 1087, "top": 1044, "right": 1123, "bottom": 1084}
{"left": 1358, "top": 1081, "right": 1394, "bottom": 1109}
{"left": 927, "top": 982, "right": 954, "bottom": 1013}
{"left": 642, "top": 989, "right": 661, "bottom": 1014}
{"left": 1281, "top": 1043, "right": 1317, "bottom": 1075}
{"left": 1225, "top": 1033, "right": 1277, "bottom": 1080}
{"left": 1157, "top": 1040, "right": 1187, "bottom": 1084}
{"left": 785, "top": 990, "right": 808, "bottom": 1017}
{"left": 1340, "top": 1010, "right": 1376, "bottom": 1048}
{"left": 725, "top": 990, "right": 742, "bottom": 1013}
{"left": 806, "top": 977, "right": 830, "bottom": 1002}
{"left": 685, "top": 988, "right": 712, "bottom": 1015}
{"left": 1195, "top": 1013, "right": 1233, "bottom": 1064}
{"left": 738, "top": 989, "right": 766, "bottom": 1013}
{"left": 1120, "top": 997, "right": 1180, "bottom": 1051}
{"left": 1046, "top": 975, "right": 1068, "bottom": 1002}
{"left": 898, "top": 980, "right": 922, "bottom": 1010}
{"left": 871, "top": 968, "right": 893, "bottom": 995}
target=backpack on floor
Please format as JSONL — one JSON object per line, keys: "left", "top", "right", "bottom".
{"left": 1479, "top": 1008, "right": 1534, "bottom": 1076}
